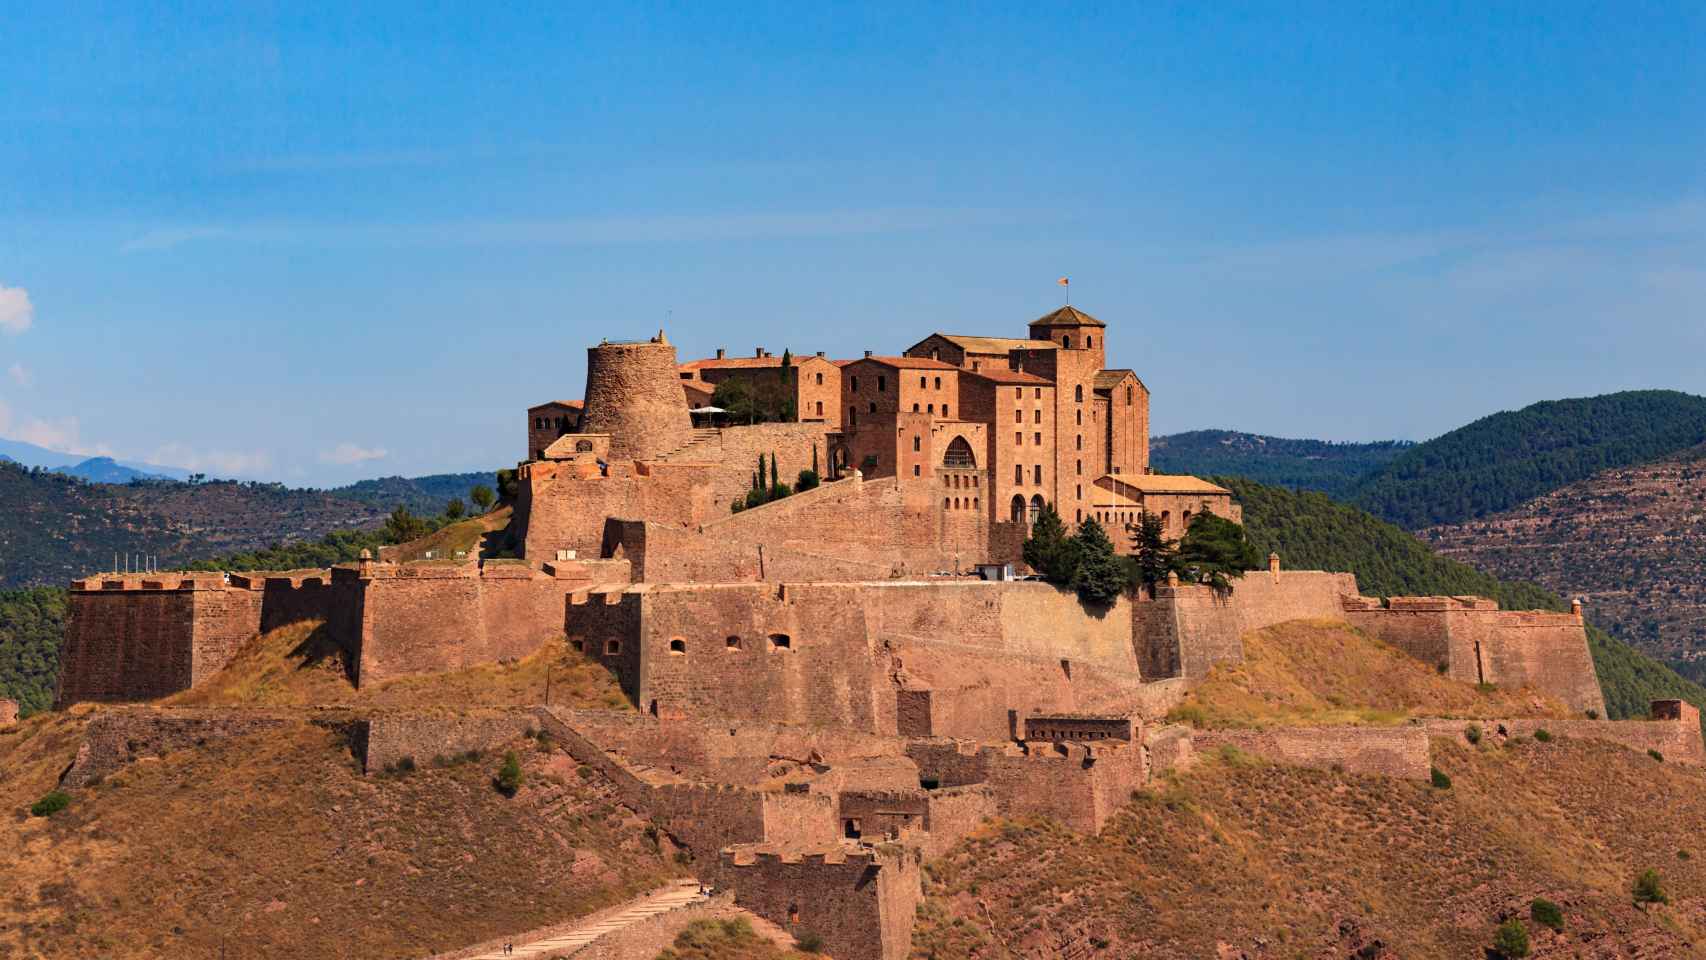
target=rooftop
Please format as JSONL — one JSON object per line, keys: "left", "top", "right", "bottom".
{"left": 1099, "top": 473, "right": 1232, "bottom": 496}
{"left": 964, "top": 368, "right": 1053, "bottom": 386}
{"left": 678, "top": 354, "right": 835, "bottom": 372}
{"left": 1028, "top": 305, "right": 1105, "bottom": 328}
{"left": 926, "top": 333, "right": 1057, "bottom": 355}
{"left": 529, "top": 399, "right": 584, "bottom": 411}
{"left": 1092, "top": 369, "right": 1142, "bottom": 391}
{"left": 840, "top": 355, "right": 962, "bottom": 371}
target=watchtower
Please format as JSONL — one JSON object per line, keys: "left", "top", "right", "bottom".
{"left": 580, "top": 330, "right": 694, "bottom": 461}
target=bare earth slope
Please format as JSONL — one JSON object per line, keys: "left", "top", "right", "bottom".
{"left": 1422, "top": 444, "right": 1706, "bottom": 664}
{"left": 912, "top": 737, "right": 1706, "bottom": 959}
{"left": 0, "top": 711, "right": 679, "bottom": 960}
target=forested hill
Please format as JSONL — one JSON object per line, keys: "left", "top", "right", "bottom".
{"left": 1150, "top": 430, "right": 1410, "bottom": 498}
{"left": 1346, "top": 390, "right": 1706, "bottom": 529}
{"left": 329, "top": 472, "right": 496, "bottom": 516}
{"left": 1222, "top": 475, "right": 1706, "bottom": 727}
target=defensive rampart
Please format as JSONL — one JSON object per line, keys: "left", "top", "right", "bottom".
{"left": 1190, "top": 726, "right": 1432, "bottom": 779}
{"left": 1416, "top": 699, "right": 1705, "bottom": 765}
{"left": 718, "top": 844, "right": 921, "bottom": 960}
{"left": 357, "top": 709, "right": 540, "bottom": 774}
{"left": 1133, "top": 569, "right": 1359, "bottom": 679}
{"left": 59, "top": 707, "right": 300, "bottom": 787}
{"left": 1343, "top": 596, "right": 1607, "bottom": 716}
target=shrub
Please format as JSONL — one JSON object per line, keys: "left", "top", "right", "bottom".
{"left": 1492, "top": 918, "right": 1530, "bottom": 957}
{"left": 1649, "top": 749, "right": 1665, "bottom": 762}
{"left": 1533, "top": 729, "right": 1553, "bottom": 743}
{"left": 795, "top": 468, "right": 820, "bottom": 491}
{"left": 1529, "top": 898, "right": 1564, "bottom": 932}
{"left": 575, "top": 764, "right": 595, "bottom": 779}
{"left": 1465, "top": 724, "right": 1483, "bottom": 745}
{"left": 1634, "top": 868, "right": 1669, "bottom": 905}
{"left": 495, "top": 751, "right": 524, "bottom": 797}
{"left": 1430, "top": 767, "right": 1452, "bottom": 790}
{"left": 795, "top": 930, "right": 825, "bottom": 953}
{"left": 29, "top": 791, "right": 71, "bottom": 817}
{"left": 1586, "top": 709, "right": 1600, "bottom": 720}
{"left": 1679, "top": 849, "right": 1692, "bottom": 861}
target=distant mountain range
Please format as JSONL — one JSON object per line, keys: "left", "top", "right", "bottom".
{"left": 0, "top": 437, "right": 189, "bottom": 482}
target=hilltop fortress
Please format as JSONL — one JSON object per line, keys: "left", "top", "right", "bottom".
{"left": 54, "top": 306, "right": 1684, "bottom": 960}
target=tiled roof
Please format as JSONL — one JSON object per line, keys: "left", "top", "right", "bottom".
{"left": 1092, "top": 369, "right": 1141, "bottom": 391}
{"left": 843, "top": 355, "right": 962, "bottom": 371}
{"left": 1028, "top": 305, "right": 1106, "bottom": 328}
{"left": 529, "top": 399, "right": 584, "bottom": 411}
{"left": 928, "top": 334, "right": 1057, "bottom": 354}
{"left": 679, "top": 354, "right": 834, "bottom": 372}
{"left": 964, "top": 368, "right": 1053, "bottom": 386}
{"left": 1099, "top": 474, "right": 1231, "bottom": 496}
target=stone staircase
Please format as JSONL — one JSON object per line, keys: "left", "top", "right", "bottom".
{"left": 462, "top": 880, "right": 707, "bottom": 958}
{"left": 653, "top": 428, "right": 722, "bottom": 463}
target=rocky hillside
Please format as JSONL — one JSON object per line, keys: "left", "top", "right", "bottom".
{"left": 1422, "top": 444, "right": 1706, "bottom": 667}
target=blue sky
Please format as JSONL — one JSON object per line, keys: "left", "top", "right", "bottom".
{"left": 1, "top": 2, "right": 1702, "bottom": 485}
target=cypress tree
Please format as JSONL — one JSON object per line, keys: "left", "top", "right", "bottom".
{"left": 1070, "top": 518, "right": 1127, "bottom": 606}
{"left": 770, "top": 452, "right": 779, "bottom": 490}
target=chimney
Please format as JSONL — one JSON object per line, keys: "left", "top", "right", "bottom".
{"left": 864, "top": 349, "right": 873, "bottom": 358}
{"left": 815, "top": 350, "right": 825, "bottom": 358}
{"left": 1268, "top": 552, "right": 1281, "bottom": 582}
{"left": 716, "top": 348, "right": 726, "bottom": 360}
{"left": 756, "top": 347, "right": 765, "bottom": 358}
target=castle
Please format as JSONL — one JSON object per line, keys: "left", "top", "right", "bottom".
{"left": 52, "top": 305, "right": 1691, "bottom": 960}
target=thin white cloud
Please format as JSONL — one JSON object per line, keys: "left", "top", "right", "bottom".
{"left": 117, "top": 206, "right": 1020, "bottom": 253}
{"left": 149, "top": 442, "right": 272, "bottom": 478}
{"left": 0, "top": 285, "right": 33, "bottom": 334}
{"left": 320, "top": 442, "right": 388, "bottom": 465}
{"left": 0, "top": 402, "right": 114, "bottom": 457}
{"left": 7, "top": 362, "right": 30, "bottom": 388}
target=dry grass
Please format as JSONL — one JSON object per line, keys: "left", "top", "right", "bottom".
{"left": 1167, "top": 618, "right": 1572, "bottom": 728}
{"left": 167, "top": 620, "right": 632, "bottom": 711}
{"left": 388, "top": 506, "right": 513, "bottom": 564}
{"left": 913, "top": 736, "right": 1706, "bottom": 959}
{"left": 0, "top": 714, "right": 680, "bottom": 960}
{"left": 655, "top": 917, "right": 815, "bottom": 960}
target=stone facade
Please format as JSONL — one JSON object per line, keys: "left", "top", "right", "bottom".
{"left": 579, "top": 334, "right": 695, "bottom": 462}
{"left": 526, "top": 400, "right": 584, "bottom": 460}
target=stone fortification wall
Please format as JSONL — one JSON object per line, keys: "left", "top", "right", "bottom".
{"left": 718, "top": 845, "right": 921, "bottom": 960}
{"left": 552, "top": 709, "right": 907, "bottom": 784}
{"left": 517, "top": 459, "right": 716, "bottom": 562}
{"left": 358, "top": 709, "right": 539, "bottom": 774}
{"left": 332, "top": 560, "right": 610, "bottom": 686}
{"left": 580, "top": 338, "right": 693, "bottom": 461}
{"left": 675, "top": 422, "right": 836, "bottom": 511}
{"left": 903, "top": 737, "right": 1144, "bottom": 834}
{"left": 60, "top": 708, "right": 298, "bottom": 787}
{"left": 618, "top": 474, "right": 982, "bottom": 583}
{"left": 1135, "top": 570, "right": 1360, "bottom": 680}
{"left": 1191, "top": 726, "right": 1431, "bottom": 779}
{"left": 567, "top": 580, "right": 1154, "bottom": 739}
{"left": 1344, "top": 596, "right": 1607, "bottom": 716}
{"left": 1417, "top": 700, "right": 1705, "bottom": 765}
{"left": 57, "top": 575, "right": 265, "bottom": 707}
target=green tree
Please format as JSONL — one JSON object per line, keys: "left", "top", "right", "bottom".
{"left": 796, "top": 469, "right": 820, "bottom": 491}
{"left": 1634, "top": 868, "right": 1669, "bottom": 905}
{"left": 1492, "top": 918, "right": 1530, "bottom": 958}
{"left": 1130, "top": 512, "right": 1179, "bottom": 595}
{"left": 1176, "top": 512, "right": 1262, "bottom": 592}
{"left": 496, "top": 750, "right": 524, "bottom": 797}
{"left": 495, "top": 468, "right": 519, "bottom": 503}
{"left": 1022, "top": 503, "right": 1079, "bottom": 584}
{"left": 469, "top": 484, "right": 495, "bottom": 512}
{"left": 769, "top": 452, "right": 779, "bottom": 491}
{"left": 444, "top": 498, "right": 465, "bottom": 520}
{"left": 383, "top": 506, "right": 429, "bottom": 543}
{"left": 1070, "top": 518, "right": 1126, "bottom": 605}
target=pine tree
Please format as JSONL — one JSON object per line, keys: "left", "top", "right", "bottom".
{"left": 1070, "top": 517, "right": 1127, "bottom": 605}
{"left": 1132, "top": 512, "right": 1179, "bottom": 595}
{"left": 1022, "top": 503, "right": 1079, "bottom": 584}
{"left": 1176, "top": 512, "right": 1262, "bottom": 592}
{"left": 769, "top": 452, "right": 779, "bottom": 490}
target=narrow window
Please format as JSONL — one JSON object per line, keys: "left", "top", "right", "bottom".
{"left": 816, "top": 400, "right": 823, "bottom": 415}
{"left": 1014, "top": 409, "right": 1022, "bottom": 424}
{"left": 913, "top": 464, "right": 921, "bottom": 476}
{"left": 1015, "top": 464, "right": 1023, "bottom": 484}
{"left": 1034, "top": 387, "right": 1041, "bottom": 399}
{"left": 943, "top": 405, "right": 949, "bottom": 417}
{"left": 868, "top": 402, "right": 876, "bottom": 413}
{"left": 1086, "top": 335, "right": 1093, "bottom": 348}
{"left": 913, "top": 436, "right": 921, "bottom": 452}
{"left": 852, "top": 375, "right": 859, "bottom": 391}
{"left": 935, "top": 376, "right": 942, "bottom": 389}
{"left": 1034, "top": 432, "right": 1041, "bottom": 445}
{"left": 973, "top": 497, "right": 979, "bottom": 509}
{"left": 1126, "top": 386, "right": 1133, "bottom": 405}
{"left": 944, "top": 497, "right": 950, "bottom": 509}
{"left": 605, "top": 640, "right": 621, "bottom": 655}
{"left": 1076, "top": 410, "right": 1082, "bottom": 426}
{"left": 1034, "top": 409, "right": 1041, "bottom": 424}
{"left": 919, "top": 375, "right": 927, "bottom": 388}
{"left": 1062, "top": 335, "right": 1071, "bottom": 347}
{"left": 1076, "top": 435, "right": 1082, "bottom": 451}
{"left": 913, "top": 403, "right": 920, "bottom": 412}
{"left": 1076, "top": 509, "right": 1082, "bottom": 522}
{"left": 1076, "top": 484, "right": 1082, "bottom": 499}
{"left": 1014, "top": 432, "right": 1022, "bottom": 446}
{"left": 1076, "top": 459, "right": 1082, "bottom": 475}
{"left": 668, "top": 638, "right": 686, "bottom": 655}
{"left": 878, "top": 375, "right": 886, "bottom": 392}
{"left": 726, "top": 635, "right": 742, "bottom": 650}
{"left": 769, "top": 633, "right": 792, "bottom": 651}
{"left": 927, "top": 403, "right": 934, "bottom": 414}
{"left": 816, "top": 372, "right": 824, "bottom": 385}
{"left": 1075, "top": 385, "right": 1083, "bottom": 402}
{"left": 1014, "top": 387, "right": 1022, "bottom": 399}
{"left": 1033, "top": 464, "right": 1042, "bottom": 483}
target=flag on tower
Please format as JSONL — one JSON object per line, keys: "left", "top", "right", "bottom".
{"left": 1057, "top": 277, "right": 1069, "bottom": 286}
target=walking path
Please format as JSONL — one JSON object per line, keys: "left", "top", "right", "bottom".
{"left": 464, "top": 880, "right": 707, "bottom": 959}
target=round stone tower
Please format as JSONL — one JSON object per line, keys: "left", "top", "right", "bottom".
{"left": 580, "top": 331, "right": 694, "bottom": 461}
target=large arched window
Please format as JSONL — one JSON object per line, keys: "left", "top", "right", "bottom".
{"left": 1029, "top": 495, "right": 1045, "bottom": 522}
{"left": 943, "top": 437, "right": 976, "bottom": 468}
{"left": 1010, "top": 495, "right": 1025, "bottom": 523}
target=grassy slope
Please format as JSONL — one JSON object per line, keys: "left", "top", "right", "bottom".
{"left": 656, "top": 918, "right": 813, "bottom": 960}
{"left": 1170, "top": 619, "right": 1570, "bottom": 729}
{"left": 913, "top": 738, "right": 1706, "bottom": 959}
{"left": 1347, "top": 389, "right": 1706, "bottom": 529}
{"left": 0, "top": 712, "right": 680, "bottom": 960}
{"left": 168, "top": 620, "right": 632, "bottom": 711}
{"left": 1223, "top": 476, "right": 1706, "bottom": 726}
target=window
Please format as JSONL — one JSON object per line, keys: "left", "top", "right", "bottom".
{"left": 1034, "top": 432, "right": 1041, "bottom": 445}
{"left": 1086, "top": 335, "right": 1093, "bottom": 349}
{"left": 943, "top": 437, "right": 976, "bottom": 468}
{"left": 849, "top": 407, "right": 857, "bottom": 426}
{"left": 668, "top": 638, "right": 686, "bottom": 655}
{"left": 1034, "top": 409, "right": 1041, "bottom": 424}
{"left": 1183, "top": 509, "right": 1192, "bottom": 526}
{"left": 769, "top": 633, "right": 792, "bottom": 651}
{"left": 605, "top": 640, "right": 622, "bottom": 655}
{"left": 944, "top": 497, "right": 950, "bottom": 509}
{"left": 927, "top": 403, "right": 934, "bottom": 414}
{"left": 1010, "top": 495, "right": 1025, "bottom": 522}
{"left": 1161, "top": 510, "right": 1170, "bottom": 528}
{"left": 1014, "top": 387, "right": 1022, "bottom": 398}
{"left": 920, "top": 375, "right": 927, "bottom": 388}
{"left": 878, "top": 375, "right": 886, "bottom": 392}
{"left": 816, "top": 372, "right": 824, "bottom": 385}
{"left": 1076, "top": 435, "right": 1082, "bottom": 451}
{"left": 1076, "top": 410, "right": 1082, "bottom": 426}
{"left": 974, "top": 497, "right": 979, "bottom": 509}
{"left": 912, "top": 436, "right": 921, "bottom": 452}
{"left": 913, "top": 403, "right": 920, "bottom": 412}
{"left": 816, "top": 401, "right": 823, "bottom": 415}
{"left": 569, "top": 636, "right": 585, "bottom": 652}
{"left": 935, "top": 376, "right": 942, "bottom": 389}
{"left": 931, "top": 348, "right": 940, "bottom": 360}
{"left": 726, "top": 635, "right": 742, "bottom": 650}
{"left": 1062, "top": 335, "right": 1071, "bottom": 347}
{"left": 1033, "top": 464, "right": 1042, "bottom": 483}
{"left": 953, "top": 497, "right": 960, "bottom": 509}
{"left": 1035, "top": 388, "right": 1042, "bottom": 399}
{"left": 1015, "top": 464, "right": 1024, "bottom": 484}
{"left": 1126, "top": 386, "right": 1133, "bottom": 405}
{"left": 1029, "top": 494, "right": 1044, "bottom": 520}
{"left": 1076, "top": 509, "right": 1082, "bottom": 522}
{"left": 1075, "top": 385, "right": 1083, "bottom": 402}
{"left": 1015, "top": 432, "right": 1022, "bottom": 446}
{"left": 1014, "top": 409, "right": 1022, "bottom": 423}
{"left": 1076, "top": 458, "right": 1082, "bottom": 475}
{"left": 868, "top": 402, "right": 876, "bottom": 413}
{"left": 943, "top": 405, "right": 949, "bottom": 417}
{"left": 913, "top": 464, "right": 921, "bottom": 476}
{"left": 852, "top": 375, "right": 859, "bottom": 391}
